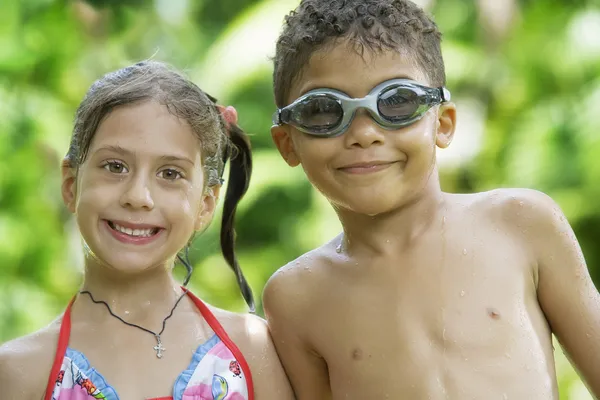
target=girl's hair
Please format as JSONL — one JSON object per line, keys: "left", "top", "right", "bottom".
{"left": 66, "top": 61, "right": 255, "bottom": 312}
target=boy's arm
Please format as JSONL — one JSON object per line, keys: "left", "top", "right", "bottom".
{"left": 518, "top": 189, "right": 600, "bottom": 396}
{"left": 263, "top": 270, "right": 332, "bottom": 400}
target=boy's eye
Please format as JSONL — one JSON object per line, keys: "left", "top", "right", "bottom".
{"left": 159, "top": 168, "right": 183, "bottom": 181}
{"left": 103, "top": 161, "right": 128, "bottom": 174}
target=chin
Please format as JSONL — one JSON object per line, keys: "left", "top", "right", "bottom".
{"left": 81, "top": 238, "right": 168, "bottom": 274}
{"left": 332, "top": 183, "right": 417, "bottom": 214}
{"left": 332, "top": 196, "right": 401, "bottom": 217}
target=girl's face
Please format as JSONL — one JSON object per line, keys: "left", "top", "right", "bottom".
{"left": 62, "top": 100, "right": 218, "bottom": 274}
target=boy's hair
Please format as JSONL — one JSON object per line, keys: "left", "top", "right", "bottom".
{"left": 273, "top": 0, "right": 445, "bottom": 107}
{"left": 66, "top": 61, "right": 254, "bottom": 311}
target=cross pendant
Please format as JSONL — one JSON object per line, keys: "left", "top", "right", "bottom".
{"left": 153, "top": 335, "right": 165, "bottom": 358}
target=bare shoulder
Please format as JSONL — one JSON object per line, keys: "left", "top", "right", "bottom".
{"left": 263, "top": 239, "right": 339, "bottom": 316}
{"left": 208, "top": 305, "right": 272, "bottom": 349}
{"left": 208, "top": 307, "right": 295, "bottom": 399}
{"left": 466, "top": 188, "right": 562, "bottom": 229}
{"left": 464, "top": 188, "right": 568, "bottom": 268}
{"left": 207, "top": 305, "right": 280, "bottom": 364}
{"left": 0, "top": 319, "right": 61, "bottom": 399}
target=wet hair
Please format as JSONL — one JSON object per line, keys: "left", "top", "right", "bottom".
{"left": 273, "top": 0, "right": 445, "bottom": 107}
{"left": 66, "top": 61, "right": 255, "bottom": 312}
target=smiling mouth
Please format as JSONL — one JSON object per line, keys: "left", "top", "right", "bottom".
{"left": 106, "top": 220, "right": 161, "bottom": 238}
{"left": 338, "top": 161, "right": 399, "bottom": 174}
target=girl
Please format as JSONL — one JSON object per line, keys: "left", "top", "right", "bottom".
{"left": 0, "top": 61, "right": 294, "bottom": 400}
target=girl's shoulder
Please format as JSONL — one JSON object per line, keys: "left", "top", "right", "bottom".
{"left": 0, "top": 317, "right": 62, "bottom": 400}
{"left": 206, "top": 304, "right": 271, "bottom": 350}
{"left": 206, "top": 305, "right": 295, "bottom": 399}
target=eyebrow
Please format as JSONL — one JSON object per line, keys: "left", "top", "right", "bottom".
{"left": 94, "top": 145, "right": 195, "bottom": 166}
{"left": 159, "top": 154, "right": 195, "bottom": 166}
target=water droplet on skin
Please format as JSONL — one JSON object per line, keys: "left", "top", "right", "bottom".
{"left": 587, "top": 333, "right": 592, "bottom": 338}
{"left": 124, "top": 311, "right": 130, "bottom": 315}
{"left": 460, "top": 290, "right": 465, "bottom": 297}
{"left": 462, "top": 248, "right": 468, "bottom": 255}
{"left": 519, "top": 201, "right": 524, "bottom": 207}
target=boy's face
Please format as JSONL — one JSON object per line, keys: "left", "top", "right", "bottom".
{"left": 271, "top": 43, "right": 456, "bottom": 216}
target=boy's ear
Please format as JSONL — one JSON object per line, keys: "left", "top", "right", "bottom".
{"left": 435, "top": 102, "right": 457, "bottom": 149}
{"left": 61, "top": 158, "right": 77, "bottom": 213}
{"left": 271, "top": 125, "right": 300, "bottom": 167}
{"left": 194, "top": 185, "right": 220, "bottom": 232}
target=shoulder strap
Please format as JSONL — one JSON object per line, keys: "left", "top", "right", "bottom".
{"left": 43, "top": 297, "right": 75, "bottom": 400}
{"left": 184, "top": 289, "right": 255, "bottom": 400}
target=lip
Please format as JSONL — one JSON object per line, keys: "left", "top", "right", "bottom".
{"left": 337, "top": 160, "right": 399, "bottom": 175}
{"left": 103, "top": 219, "right": 165, "bottom": 245}
{"left": 107, "top": 219, "right": 165, "bottom": 230}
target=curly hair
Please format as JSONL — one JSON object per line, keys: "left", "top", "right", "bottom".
{"left": 273, "top": 0, "right": 445, "bottom": 107}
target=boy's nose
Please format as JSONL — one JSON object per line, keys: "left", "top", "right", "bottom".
{"left": 343, "top": 110, "right": 385, "bottom": 149}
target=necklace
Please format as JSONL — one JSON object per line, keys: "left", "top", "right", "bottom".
{"left": 79, "top": 288, "right": 189, "bottom": 359}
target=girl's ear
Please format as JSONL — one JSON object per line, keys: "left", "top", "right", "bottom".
{"left": 194, "top": 185, "right": 220, "bottom": 232}
{"left": 61, "top": 158, "right": 77, "bottom": 213}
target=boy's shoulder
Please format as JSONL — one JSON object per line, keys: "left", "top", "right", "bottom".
{"left": 263, "top": 239, "right": 340, "bottom": 314}
{"left": 455, "top": 188, "right": 566, "bottom": 259}
{"left": 0, "top": 319, "right": 61, "bottom": 399}
{"left": 266, "top": 239, "right": 338, "bottom": 282}
{"left": 459, "top": 187, "right": 560, "bottom": 225}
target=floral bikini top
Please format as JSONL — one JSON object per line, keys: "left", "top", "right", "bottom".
{"left": 44, "top": 290, "right": 254, "bottom": 400}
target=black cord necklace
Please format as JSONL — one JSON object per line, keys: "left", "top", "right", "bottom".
{"left": 79, "top": 288, "right": 189, "bottom": 359}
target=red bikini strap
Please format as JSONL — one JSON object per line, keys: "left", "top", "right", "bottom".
{"left": 44, "top": 297, "right": 75, "bottom": 400}
{"left": 184, "top": 289, "right": 255, "bottom": 400}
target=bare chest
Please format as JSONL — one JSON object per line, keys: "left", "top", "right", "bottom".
{"left": 308, "top": 243, "right": 556, "bottom": 399}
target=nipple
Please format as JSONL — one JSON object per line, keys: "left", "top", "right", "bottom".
{"left": 487, "top": 307, "right": 501, "bottom": 320}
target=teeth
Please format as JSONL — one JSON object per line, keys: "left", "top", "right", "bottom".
{"left": 112, "top": 222, "right": 155, "bottom": 237}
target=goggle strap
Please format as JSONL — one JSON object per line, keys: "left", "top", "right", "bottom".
{"left": 272, "top": 110, "right": 280, "bottom": 125}
{"left": 440, "top": 87, "right": 451, "bottom": 102}
{"left": 273, "top": 109, "right": 289, "bottom": 125}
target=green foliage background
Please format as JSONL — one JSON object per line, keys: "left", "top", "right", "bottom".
{"left": 1, "top": 0, "right": 598, "bottom": 398}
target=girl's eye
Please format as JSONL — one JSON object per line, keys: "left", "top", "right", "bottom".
{"left": 159, "top": 168, "right": 183, "bottom": 181}
{"left": 103, "top": 161, "right": 128, "bottom": 174}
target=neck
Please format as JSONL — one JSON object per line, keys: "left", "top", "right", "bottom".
{"left": 336, "top": 172, "right": 447, "bottom": 255}
{"left": 78, "top": 256, "right": 186, "bottom": 325}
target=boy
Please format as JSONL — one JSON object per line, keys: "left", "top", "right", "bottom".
{"left": 263, "top": 0, "right": 600, "bottom": 399}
